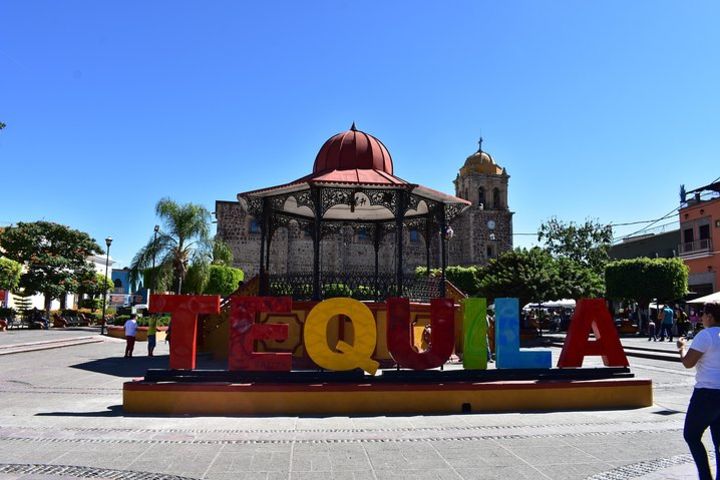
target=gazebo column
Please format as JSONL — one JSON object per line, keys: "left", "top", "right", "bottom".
{"left": 311, "top": 187, "right": 322, "bottom": 301}
{"left": 258, "top": 198, "right": 270, "bottom": 295}
{"left": 373, "top": 224, "right": 381, "bottom": 302}
{"left": 425, "top": 215, "right": 432, "bottom": 275}
{"left": 439, "top": 206, "right": 447, "bottom": 298}
{"left": 395, "top": 191, "right": 407, "bottom": 296}
{"left": 265, "top": 222, "right": 273, "bottom": 277}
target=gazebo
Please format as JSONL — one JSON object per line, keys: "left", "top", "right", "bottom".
{"left": 238, "top": 124, "right": 470, "bottom": 301}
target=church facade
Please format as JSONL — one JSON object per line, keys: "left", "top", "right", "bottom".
{"left": 215, "top": 130, "right": 513, "bottom": 278}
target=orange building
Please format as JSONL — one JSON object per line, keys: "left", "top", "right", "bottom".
{"left": 679, "top": 181, "right": 720, "bottom": 297}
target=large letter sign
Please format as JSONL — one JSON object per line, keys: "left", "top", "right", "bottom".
{"left": 304, "top": 298, "right": 380, "bottom": 375}
{"left": 558, "top": 298, "right": 628, "bottom": 367}
{"left": 463, "top": 298, "right": 488, "bottom": 370}
{"left": 150, "top": 294, "right": 220, "bottom": 370}
{"left": 228, "top": 296, "right": 292, "bottom": 371}
{"left": 495, "top": 298, "right": 552, "bottom": 369}
{"left": 387, "top": 297, "right": 455, "bottom": 370}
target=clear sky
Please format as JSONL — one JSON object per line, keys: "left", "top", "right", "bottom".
{"left": 1, "top": 1, "right": 718, "bottom": 267}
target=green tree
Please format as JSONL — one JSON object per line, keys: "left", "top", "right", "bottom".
{"left": 212, "top": 239, "right": 234, "bottom": 266}
{"left": 605, "top": 258, "right": 689, "bottom": 307}
{"left": 204, "top": 265, "right": 245, "bottom": 296}
{"left": 0, "top": 257, "right": 22, "bottom": 291}
{"left": 415, "top": 265, "right": 480, "bottom": 295}
{"left": 77, "top": 272, "right": 114, "bottom": 311}
{"left": 555, "top": 257, "right": 604, "bottom": 300}
{"left": 0, "top": 122, "right": 6, "bottom": 130}
{"left": 477, "top": 247, "right": 561, "bottom": 307}
{"left": 0, "top": 222, "right": 102, "bottom": 313}
{"left": 130, "top": 198, "right": 212, "bottom": 294}
{"left": 538, "top": 217, "right": 613, "bottom": 275}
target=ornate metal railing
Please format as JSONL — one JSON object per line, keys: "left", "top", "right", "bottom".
{"left": 267, "top": 271, "right": 443, "bottom": 302}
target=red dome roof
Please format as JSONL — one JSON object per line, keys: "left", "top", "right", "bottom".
{"left": 313, "top": 124, "right": 393, "bottom": 175}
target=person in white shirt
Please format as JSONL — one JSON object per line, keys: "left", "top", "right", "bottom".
{"left": 124, "top": 314, "right": 138, "bottom": 358}
{"left": 678, "top": 303, "right": 720, "bottom": 480}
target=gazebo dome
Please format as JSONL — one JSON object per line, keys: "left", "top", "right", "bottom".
{"left": 313, "top": 123, "right": 394, "bottom": 175}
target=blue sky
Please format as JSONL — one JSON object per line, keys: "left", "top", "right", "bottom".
{"left": 1, "top": 1, "right": 718, "bottom": 267}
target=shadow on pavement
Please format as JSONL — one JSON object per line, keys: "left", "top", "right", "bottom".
{"left": 69, "top": 355, "right": 170, "bottom": 377}
{"left": 35, "top": 405, "right": 124, "bottom": 417}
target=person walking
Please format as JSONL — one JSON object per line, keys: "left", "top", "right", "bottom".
{"left": 124, "top": 314, "right": 138, "bottom": 358}
{"left": 678, "top": 303, "right": 720, "bottom": 480}
{"left": 659, "top": 304, "right": 675, "bottom": 342}
{"left": 647, "top": 315, "right": 658, "bottom": 341}
{"left": 147, "top": 316, "right": 158, "bottom": 357}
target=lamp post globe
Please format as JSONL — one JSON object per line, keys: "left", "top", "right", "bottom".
{"left": 101, "top": 236, "right": 112, "bottom": 335}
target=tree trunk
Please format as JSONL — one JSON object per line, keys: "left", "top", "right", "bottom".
{"left": 43, "top": 294, "right": 53, "bottom": 318}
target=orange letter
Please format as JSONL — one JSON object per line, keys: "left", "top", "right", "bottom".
{"left": 558, "top": 298, "right": 628, "bottom": 368}
{"left": 228, "top": 296, "right": 292, "bottom": 371}
{"left": 149, "top": 294, "right": 220, "bottom": 370}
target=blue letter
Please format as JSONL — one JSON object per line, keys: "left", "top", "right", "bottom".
{"left": 495, "top": 298, "right": 551, "bottom": 369}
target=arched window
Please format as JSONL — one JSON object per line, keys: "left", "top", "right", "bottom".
{"left": 493, "top": 188, "right": 501, "bottom": 209}
{"left": 478, "top": 187, "right": 485, "bottom": 208}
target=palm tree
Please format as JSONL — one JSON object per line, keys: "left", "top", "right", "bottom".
{"left": 130, "top": 198, "right": 212, "bottom": 294}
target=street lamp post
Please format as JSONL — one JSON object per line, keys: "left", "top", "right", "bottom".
{"left": 152, "top": 225, "right": 159, "bottom": 292}
{"left": 100, "top": 236, "right": 112, "bottom": 335}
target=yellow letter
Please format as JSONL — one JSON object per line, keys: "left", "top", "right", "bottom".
{"left": 304, "top": 298, "right": 379, "bottom": 375}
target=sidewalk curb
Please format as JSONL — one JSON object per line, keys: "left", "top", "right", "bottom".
{"left": 0, "top": 336, "right": 104, "bottom": 355}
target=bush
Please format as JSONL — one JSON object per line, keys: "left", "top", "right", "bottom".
{"left": 415, "top": 265, "right": 480, "bottom": 295}
{"left": 0, "top": 257, "right": 22, "bottom": 291}
{"left": 78, "top": 298, "right": 102, "bottom": 311}
{"left": 205, "top": 265, "right": 245, "bottom": 296}
{"left": 0, "top": 306, "right": 17, "bottom": 319}
{"left": 323, "top": 283, "right": 353, "bottom": 297}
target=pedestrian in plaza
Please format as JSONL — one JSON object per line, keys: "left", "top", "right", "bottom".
{"left": 690, "top": 308, "right": 700, "bottom": 338}
{"left": 647, "top": 316, "right": 657, "bottom": 341}
{"left": 147, "top": 315, "right": 158, "bottom": 357}
{"left": 659, "top": 304, "right": 675, "bottom": 342}
{"left": 124, "top": 314, "right": 138, "bottom": 358}
{"left": 678, "top": 302, "right": 720, "bottom": 480}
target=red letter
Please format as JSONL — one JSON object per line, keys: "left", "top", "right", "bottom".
{"left": 150, "top": 294, "right": 220, "bottom": 370}
{"left": 387, "top": 297, "right": 455, "bottom": 370}
{"left": 558, "top": 298, "right": 628, "bottom": 368}
{"left": 228, "top": 296, "right": 292, "bottom": 371}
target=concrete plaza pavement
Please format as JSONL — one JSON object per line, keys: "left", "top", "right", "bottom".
{"left": 0, "top": 328, "right": 713, "bottom": 479}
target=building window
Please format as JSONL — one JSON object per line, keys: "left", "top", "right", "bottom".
{"left": 493, "top": 188, "right": 501, "bottom": 209}
{"left": 409, "top": 229, "right": 420, "bottom": 243}
{"left": 683, "top": 228, "right": 694, "bottom": 243}
{"left": 357, "top": 228, "right": 369, "bottom": 241}
{"left": 699, "top": 224, "right": 710, "bottom": 240}
{"left": 478, "top": 187, "right": 485, "bottom": 207}
{"left": 486, "top": 245, "right": 495, "bottom": 258}
{"left": 249, "top": 219, "right": 261, "bottom": 234}
{"left": 114, "top": 279, "right": 122, "bottom": 288}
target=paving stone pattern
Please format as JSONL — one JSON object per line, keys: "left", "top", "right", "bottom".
{"left": 0, "top": 329, "right": 713, "bottom": 479}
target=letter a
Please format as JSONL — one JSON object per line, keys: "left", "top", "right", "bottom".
{"left": 557, "top": 298, "right": 628, "bottom": 367}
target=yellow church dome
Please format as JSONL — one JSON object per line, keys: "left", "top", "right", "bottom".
{"left": 460, "top": 139, "right": 504, "bottom": 176}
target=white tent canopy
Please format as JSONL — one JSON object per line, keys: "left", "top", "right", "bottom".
{"left": 687, "top": 291, "right": 720, "bottom": 304}
{"left": 523, "top": 299, "right": 576, "bottom": 310}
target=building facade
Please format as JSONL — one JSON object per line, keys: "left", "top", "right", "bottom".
{"left": 216, "top": 131, "right": 514, "bottom": 278}
{"left": 679, "top": 182, "right": 720, "bottom": 297}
